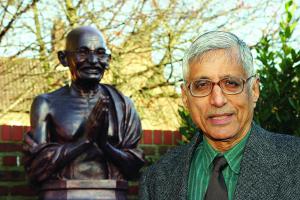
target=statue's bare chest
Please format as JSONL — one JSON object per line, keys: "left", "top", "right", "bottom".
{"left": 48, "top": 96, "right": 100, "bottom": 141}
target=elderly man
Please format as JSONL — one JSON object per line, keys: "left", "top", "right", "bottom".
{"left": 23, "top": 26, "right": 144, "bottom": 185}
{"left": 139, "top": 31, "right": 300, "bottom": 200}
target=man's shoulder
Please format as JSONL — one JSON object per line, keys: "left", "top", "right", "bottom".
{"left": 269, "top": 131, "right": 300, "bottom": 156}
{"left": 260, "top": 128, "right": 300, "bottom": 196}
{"left": 144, "top": 141, "right": 193, "bottom": 176}
{"left": 253, "top": 124, "right": 300, "bottom": 157}
{"left": 140, "top": 142, "right": 194, "bottom": 198}
{"left": 271, "top": 131, "right": 300, "bottom": 144}
{"left": 263, "top": 128, "right": 300, "bottom": 149}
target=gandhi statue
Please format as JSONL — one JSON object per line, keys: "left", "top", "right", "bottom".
{"left": 23, "top": 26, "right": 145, "bottom": 186}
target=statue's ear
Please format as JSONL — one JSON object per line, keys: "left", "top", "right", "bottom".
{"left": 58, "top": 51, "right": 68, "bottom": 67}
{"left": 105, "top": 54, "right": 112, "bottom": 69}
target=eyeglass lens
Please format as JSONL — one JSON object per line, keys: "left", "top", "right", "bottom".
{"left": 190, "top": 77, "right": 244, "bottom": 96}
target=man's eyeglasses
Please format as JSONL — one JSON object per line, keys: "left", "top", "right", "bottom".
{"left": 186, "top": 75, "right": 256, "bottom": 97}
{"left": 66, "top": 49, "right": 110, "bottom": 62}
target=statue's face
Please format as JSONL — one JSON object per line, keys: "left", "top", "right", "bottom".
{"left": 65, "top": 29, "right": 110, "bottom": 84}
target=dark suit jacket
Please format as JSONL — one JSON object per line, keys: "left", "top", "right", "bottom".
{"left": 139, "top": 123, "right": 300, "bottom": 200}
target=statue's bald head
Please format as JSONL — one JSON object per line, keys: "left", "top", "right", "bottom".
{"left": 65, "top": 26, "right": 111, "bottom": 54}
{"left": 58, "top": 26, "right": 111, "bottom": 85}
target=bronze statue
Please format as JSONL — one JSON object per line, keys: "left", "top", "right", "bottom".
{"left": 23, "top": 26, "right": 145, "bottom": 189}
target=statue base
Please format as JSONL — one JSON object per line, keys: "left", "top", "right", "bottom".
{"left": 39, "top": 180, "right": 128, "bottom": 200}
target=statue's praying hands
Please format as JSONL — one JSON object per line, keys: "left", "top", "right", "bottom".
{"left": 85, "top": 96, "right": 110, "bottom": 148}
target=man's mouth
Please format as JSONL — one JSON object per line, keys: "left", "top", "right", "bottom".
{"left": 207, "top": 113, "right": 234, "bottom": 125}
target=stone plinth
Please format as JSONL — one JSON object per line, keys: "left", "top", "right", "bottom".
{"left": 39, "top": 180, "right": 128, "bottom": 200}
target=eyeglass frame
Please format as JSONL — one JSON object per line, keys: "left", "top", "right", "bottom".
{"left": 185, "top": 75, "right": 257, "bottom": 97}
{"left": 65, "top": 48, "right": 111, "bottom": 62}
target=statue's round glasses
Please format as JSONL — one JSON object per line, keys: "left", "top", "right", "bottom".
{"left": 186, "top": 75, "right": 256, "bottom": 97}
{"left": 66, "top": 49, "right": 110, "bottom": 63}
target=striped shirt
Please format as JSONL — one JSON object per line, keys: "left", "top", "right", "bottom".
{"left": 188, "top": 131, "right": 250, "bottom": 200}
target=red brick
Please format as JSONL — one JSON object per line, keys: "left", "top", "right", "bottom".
{"left": 11, "top": 185, "right": 37, "bottom": 196}
{"left": 0, "top": 143, "right": 23, "bottom": 152}
{"left": 2, "top": 156, "right": 17, "bottom": 166}
{"left": 1, "top": 125, "right": 11, "bottom": 141}
{"left": 163, "top": 131, "right": 173, "bottom": 145}
{"left": 143, "top": 130, "right": 153, "bottom": 144}
{"left": 153, "top": 130, "right": 162, "bottom": 145}
{"left": 174, "top": 131, "right": 182, "bottom": 145}
{"left": 11, "top": 126, "right": 23, "bottom": 141}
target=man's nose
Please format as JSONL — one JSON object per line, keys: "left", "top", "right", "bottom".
{"left": 209, "top": 84, "right": 227, "bottom": 107}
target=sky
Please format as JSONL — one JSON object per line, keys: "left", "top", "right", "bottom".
{"left": 1, "top": 0, "right": 300, "bottom": 75}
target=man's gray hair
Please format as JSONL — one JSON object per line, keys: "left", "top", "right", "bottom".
{"left": 182, "top": 31, "right": 254, "bottom": 82}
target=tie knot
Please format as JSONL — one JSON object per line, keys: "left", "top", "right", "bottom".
{"left": 212, "top": 156, "right": 227, "bottom": 172}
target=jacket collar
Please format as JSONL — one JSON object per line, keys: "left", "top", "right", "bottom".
{"left": 174, "top": 131, "right": 203, "bottom": 200}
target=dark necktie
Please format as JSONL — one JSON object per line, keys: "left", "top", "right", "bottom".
{"left": 205, "top": 156, "right": 228, "bottom": 200}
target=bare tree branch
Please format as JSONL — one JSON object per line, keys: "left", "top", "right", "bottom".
{"left": 0, "top": 0, "right": 39, "bottom": 43}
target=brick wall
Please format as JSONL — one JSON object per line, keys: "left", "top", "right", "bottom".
{"left": 0, "top": 125, "right": 181, "bottom": 200}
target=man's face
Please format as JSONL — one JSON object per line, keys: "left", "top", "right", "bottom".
{"left": 182, "top": 49, "right": 259, "bottom": 146}
{"left": 66, "top": 32, "right": 109, "bottom": 84}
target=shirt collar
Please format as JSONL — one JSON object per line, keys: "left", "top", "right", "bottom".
{"left": 224, "top": 130, "right": 251, "bottom": 174}
{"left": 202, "top": 128, "right": 251, "bottom": 174}
{"left": 202, "top": 136, "right": 219, "bottom": 171}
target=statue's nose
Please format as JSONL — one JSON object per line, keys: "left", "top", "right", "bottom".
{"left": 88, "top": 53, "right": 98, "bottom": 64}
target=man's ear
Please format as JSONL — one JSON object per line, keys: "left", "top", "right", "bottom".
{"left": 58, "top": 51, "right": 68, "bottom": 67}
{"left": 252, "top": 77, "right": 260, "bottom": 107}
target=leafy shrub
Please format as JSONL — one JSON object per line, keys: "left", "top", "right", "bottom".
{"left": 254, "top": 0, "right": 300, "bottom": 136}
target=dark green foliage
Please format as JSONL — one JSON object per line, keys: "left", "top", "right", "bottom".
{"left": 254, "top": 0, "right": 300, "bottom": 136}
{"left": 178, "top": 105, "right": 198, "bottom": 143}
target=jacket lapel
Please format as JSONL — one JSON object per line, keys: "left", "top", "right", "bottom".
{"left": 234, "top": 124, "right": 283, "bottom": 200}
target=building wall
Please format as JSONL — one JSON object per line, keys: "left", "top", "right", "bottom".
{"left": 0, "top": 125, "right": 182, "bottom": 200}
